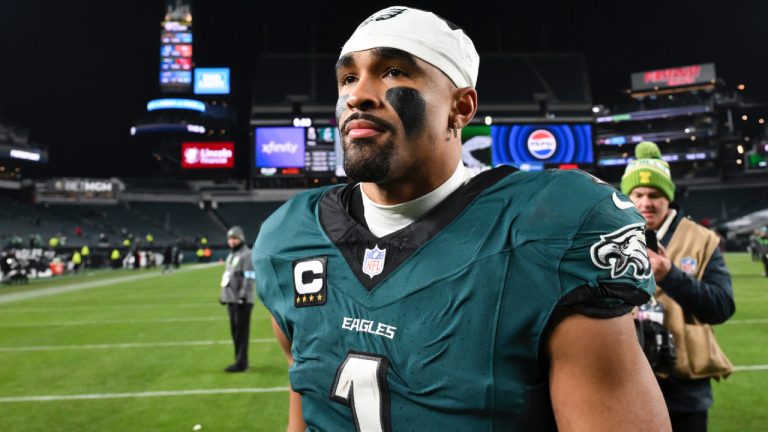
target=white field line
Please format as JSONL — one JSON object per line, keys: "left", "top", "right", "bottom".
{"left": 733, "top": 365, "right": 768, "bottom": 372}
{"left": 725, "top": 319, "right": 768, "bottom": 325}
{"left": 0, "top": 263, "right": 220, "bottom": 305}
{"left": 0, "top": 316, "right": 225, "bottom": 328}
{"left": 0, "top": 387, "right": 290, "bottom": 403}
{"left": 0, "top": 338, "right": 275, "bottom": 352}
{"left": 2, "top": 365, "right": 768, "bottom": 403}
{"left": 0, "top": 303, "right": 213, "bottom": 313}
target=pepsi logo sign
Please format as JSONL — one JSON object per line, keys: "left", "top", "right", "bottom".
{"left": 527, "top": 129, "right": 557, "bottom": 160}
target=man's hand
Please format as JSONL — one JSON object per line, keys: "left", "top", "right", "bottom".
{"left": 648, "top": 244, "right": 672, "bottom": 282}
{"left": 549, "top": 313, "right": 671, "bottom": 432}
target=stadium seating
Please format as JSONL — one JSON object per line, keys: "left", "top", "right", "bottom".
{"left": 678, "top": 186, "right": 768, "bottom": 225}
{"left": 45, "top": 203, "right": 174, "bottom": 246}
{"left": 213, "top": 202, "right": 284, "bottom": 241}
{"left": 0, "top": 193, "right": 229, "bottom": 248}
{"left": 129, "top": 202, "right": 224, "bottom": 242}
{"left": 0, "top": 195, "right": 88, "bottom": 247}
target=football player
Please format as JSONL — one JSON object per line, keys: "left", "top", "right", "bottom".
{"left": 254, "top": 7, "right": 670, "bottom": 431}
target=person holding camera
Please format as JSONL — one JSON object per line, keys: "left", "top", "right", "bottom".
{"left": 622, "top": 142, "right": 735, "bottom": 432}
{"left": 220, "top": 226, "right": 255, "bottom": 373}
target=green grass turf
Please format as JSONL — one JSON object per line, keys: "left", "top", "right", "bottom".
{"left": 709, "top": 253, "right": 768, "bottom": 432}
{"left": 0, "top": 254, "right": 764, "bottom": 431}
{"left": 0, "top": 267, "right": 138, "bottom": 295}
{"left": 0, "top": 264, "right": 290, "bottom": 432}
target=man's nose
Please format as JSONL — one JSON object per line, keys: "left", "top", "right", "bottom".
{"left": 346, "top": 74, "right": 382, "bottom": 111}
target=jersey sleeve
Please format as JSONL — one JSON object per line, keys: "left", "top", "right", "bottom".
{"left": 557, "top": 194, "right": 655, "bottom": 318}
{"left": 252, "top": 247, "right": 292, "bottom": 338}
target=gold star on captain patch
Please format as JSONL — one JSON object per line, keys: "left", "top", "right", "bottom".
{"left": 296, "top": 296, "right": 301, "bottom": 303}
{"left": 302, "top": 295, "right": 307, "bottom": 303}
{"left": 309, "top": 295, "right": 315, "bottom": 302}
{"left": 317, "top": 294, "right": 323, "bottom": 301}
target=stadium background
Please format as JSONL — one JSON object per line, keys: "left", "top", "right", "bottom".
{"left": 0, "top": 0, "right": 766, "bottom": 430}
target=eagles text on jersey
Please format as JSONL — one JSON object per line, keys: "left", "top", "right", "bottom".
{"left": 253, "top": 166, "right": 654, "bottom": 431}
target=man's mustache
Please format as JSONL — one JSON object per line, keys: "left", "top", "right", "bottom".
{"left": 341, "top": 112, "right": 396, "bottom": 135}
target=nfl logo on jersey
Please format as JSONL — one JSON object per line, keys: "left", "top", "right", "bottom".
{"left": 362, "top": 245, "right": 386, "bottom": 278}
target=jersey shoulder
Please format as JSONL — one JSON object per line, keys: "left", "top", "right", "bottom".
{"left": 254, "top": 186, "right": 335, "bottom": 257}
{"left": 488, "top": 168, "right": 643, "bottom": 237}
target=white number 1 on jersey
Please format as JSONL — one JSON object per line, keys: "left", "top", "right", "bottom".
{"left": 330, "top": 352, "right": 391, "bottom": 432}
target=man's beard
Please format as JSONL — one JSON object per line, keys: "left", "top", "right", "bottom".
{"left": 342, "top": 137, "right": 395, "bottom": 183}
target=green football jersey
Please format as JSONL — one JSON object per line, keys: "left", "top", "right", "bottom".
{"left": 254, "top": 167, "right": 654, "bottom": 432}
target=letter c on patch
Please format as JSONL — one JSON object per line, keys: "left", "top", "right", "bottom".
{"left": 293, "top": 258, "right": 326, "bottom": 294}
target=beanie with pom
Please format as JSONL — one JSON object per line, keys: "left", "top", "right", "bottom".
{"left": 620, "top": 141, "right": 675, "bottom": 201}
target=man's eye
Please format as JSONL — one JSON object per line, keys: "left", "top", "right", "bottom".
{"left": 340, "top": 75, "right": 357, "bottom": 85}
{"left": 384, "top": 68, "right": 407, "bottom": 78}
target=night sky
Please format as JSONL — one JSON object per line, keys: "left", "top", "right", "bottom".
{"left": 0, "top": 0, "right": 766, "bottom": 177}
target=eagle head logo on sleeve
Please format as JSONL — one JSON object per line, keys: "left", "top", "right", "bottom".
{"left": 590, "top": 223, "right": 652, "bottom": 279}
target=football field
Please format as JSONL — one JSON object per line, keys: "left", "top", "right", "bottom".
{"left": 0, "top": 254, "right": 765, "bottom": 431}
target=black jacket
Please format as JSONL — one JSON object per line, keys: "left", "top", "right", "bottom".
{"left": 657, "top": 206, "right": 735, "bottom": 413}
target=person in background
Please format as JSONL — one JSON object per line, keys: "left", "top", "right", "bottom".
{"left": 758, "top": 226, "right": 768, "bottom": 277}
{"left": 110, "top": 248, "right": 121, "bottom": 269}
{"left": 80, "top": 245, "right": 90, "bottom": 270}
{"left": 219, "top": 226, "right": 255, "bottom": 373}
{"left": 132, "top": 247, "right": 141, "bottom": 270}
{"left": 162, "top": 245, "right": 174, "bottom": 274}
{"left": 172, "top": 242, "right": 181, "bottom": 269}
{"left": 622, "top": 141, "right": 735, "bottom": 432}
{"left": 71, "top": 250, "right": 82, "bottom": 273}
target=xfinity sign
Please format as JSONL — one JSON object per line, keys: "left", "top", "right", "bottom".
{"left": 255, "top": 127, "right": 305, "bottom": 168}
{"left": 261, "top": 141, "right": 299, "bottom": 155}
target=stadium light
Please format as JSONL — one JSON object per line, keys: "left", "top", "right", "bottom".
{"left": 9, "top": 149, "right": 41, "bottom": 161}
{"left": 737, "top": 145, "right": 744, "bottom": 154}
{"left": 186, "top": 124, "right": 206, "bottom": 134}
{"left": 759, "top": 118, "right": 765, "bottom": 124}
{"left": 737, "top": 84, "right": 746, "bottom": 91}
{"left": 742, "top": 114, "right": 748, "bottom": 121}
{"left": 147, "top": 98, "right": 206, "bottom": 113}
{"left": 736, "top": 159, "right": 742, "bottom": 165}
{"left": 484, "top": 116, "right": 493, "bottom": 125}
{"left": 293, "top": 118, "right": 312, "bottom": 127}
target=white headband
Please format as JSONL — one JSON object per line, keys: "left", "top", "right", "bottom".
{"left": 340, "top": 6, "right": 480, "bottom": 88}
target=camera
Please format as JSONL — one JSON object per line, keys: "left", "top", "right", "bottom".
{"left": 635, "top": 301, "right": 676, "bottom": 374}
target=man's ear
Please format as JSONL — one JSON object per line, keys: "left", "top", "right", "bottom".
{"left": 451, "top": 87, "right": 478, "bottom": 129}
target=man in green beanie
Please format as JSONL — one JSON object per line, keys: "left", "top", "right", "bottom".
{"left": 623, "top": 141, "right": 735, "bottom": 432}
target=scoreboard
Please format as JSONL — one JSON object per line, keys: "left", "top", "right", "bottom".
{"left": 254, "top": 125, "right": 339, "bottom": 177}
